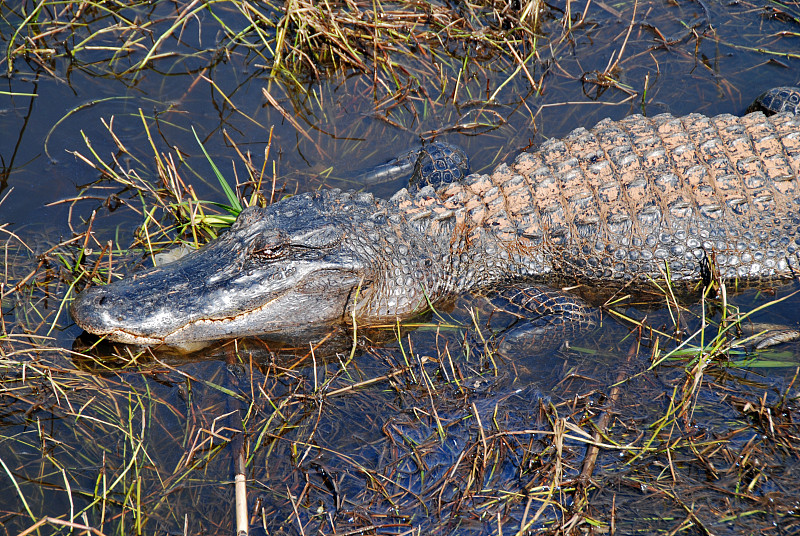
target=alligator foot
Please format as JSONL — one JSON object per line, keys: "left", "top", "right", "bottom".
{"left": 478, "top": 286, "right": 599, "bottom": 355}
{"left": 747, "top": 86, "right": 800, "bottom": 116}
{"left": 355, "top": 141, "right": 469, "bottom": 191}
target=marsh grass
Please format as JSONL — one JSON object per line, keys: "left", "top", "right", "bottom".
{"left": 2, "top": 0, "right": 800, "bottom": 534}
{"left": 70, "top": 112, "right": 268, "bottom": 261}
{"left": 1, "top": 0, "right": 548, "bottom": 88}
{"left": 3, "top": 226, "right": 800, "bottom": 534}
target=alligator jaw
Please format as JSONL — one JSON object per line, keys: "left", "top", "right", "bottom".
{"left": 71, "top": 283, "right": 299, "bottom": 345}
{"left": 94, "top": 329, "right": 165, "bottom": 346}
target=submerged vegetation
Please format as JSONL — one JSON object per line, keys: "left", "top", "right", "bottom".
{"left": 1, "top": 0, "right": 800, "bottom": 535}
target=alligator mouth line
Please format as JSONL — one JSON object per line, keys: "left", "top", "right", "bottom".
{"left": 100, "top": 288, "right": 299, "bottom": 345}
{"left": 102, "top": 329, "right": 165, "bottom": 346}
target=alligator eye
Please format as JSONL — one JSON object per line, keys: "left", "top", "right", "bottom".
{"left": 253, "top": 246, "right": 287, "bottom": 261}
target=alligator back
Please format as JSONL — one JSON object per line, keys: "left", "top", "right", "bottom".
{"left": 402, "top": 111, "right": 800, "bottom": 285}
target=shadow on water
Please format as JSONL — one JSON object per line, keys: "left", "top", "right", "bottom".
{"left": 2, "top": 0, "right": 800, "bottom": 534}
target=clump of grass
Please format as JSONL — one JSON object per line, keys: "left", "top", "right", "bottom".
{"left": 66, "top": 109, "right": 281, "bottom": 286}
{"left": 264, "top": 0, "right": 544, "bottom": 78}
{"left": 2, "top": 1, "right": 546, "bottom": 83}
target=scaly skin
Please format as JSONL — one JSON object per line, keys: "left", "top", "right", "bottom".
{"left": 70, "top": 109, "right": 800, "bottom": 345}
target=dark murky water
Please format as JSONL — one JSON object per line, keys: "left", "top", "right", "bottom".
{"left": 1, "top": 0, "right": 800, "bottom": 534}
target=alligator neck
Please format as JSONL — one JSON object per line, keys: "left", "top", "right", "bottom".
{"left": 381, "top": 178, "right": 555, "bottom": 298}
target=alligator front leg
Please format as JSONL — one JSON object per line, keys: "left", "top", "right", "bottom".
{"left": 478, "top": 286, "right": 599, "bottom": 355}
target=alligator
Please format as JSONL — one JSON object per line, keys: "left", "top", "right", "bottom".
{"left": 70, "top": 88, "right": 800, "bottom": 346}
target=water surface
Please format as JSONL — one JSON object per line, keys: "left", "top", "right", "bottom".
{"left": 1, "top": 1, "right": 800, "bottom": 534}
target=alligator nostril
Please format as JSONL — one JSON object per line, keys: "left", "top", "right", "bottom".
{"left": 97, "top": 296, "right": 108, "bottom": 306}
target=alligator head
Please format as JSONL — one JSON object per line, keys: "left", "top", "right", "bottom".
{"left": 70, "top": 190, "right": 439, "bottom": 345}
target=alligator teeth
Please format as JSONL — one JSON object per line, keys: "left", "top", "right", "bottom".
{"left": 165, "top": 291, "right": 289, "bottom": 341}
{"left": 409, "top": 210, "right": 431, "bottom": 222}
{"left": 433, "top": 209, "right": 454, "bottom": 221}
{"left": 370, "top": 209, "right": 388, "bottom": 219}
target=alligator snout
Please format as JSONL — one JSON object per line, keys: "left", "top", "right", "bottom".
{"left": 70, "top": 285, "right": 164, "bottom": 345}
{"left": 71, "top": 286, "right": 116, "bottom": 329}
{"left": 75, "top": 286, "right": 111, "bottom": 309}
{"left": 70, "top": 276, "right": 203, "bottom": 345}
